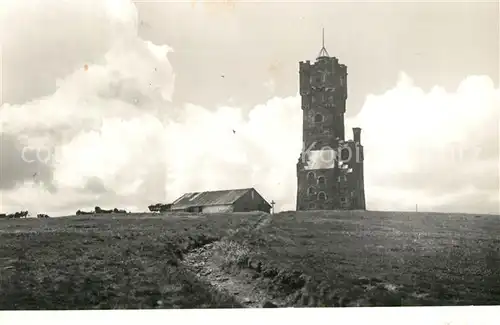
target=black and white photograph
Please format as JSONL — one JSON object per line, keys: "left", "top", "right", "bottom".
{"left": 0, "top": 0, "right": 499, "bottom": 316}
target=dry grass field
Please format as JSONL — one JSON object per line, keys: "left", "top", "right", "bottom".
{"left": 0, "top": 213, "right": 254, "bottom": 309}
{"left": 221, "top": 211, "right": 500, "bottom": 306}
{"left": 0, "top": 210, "right": 499, "bottom": 309}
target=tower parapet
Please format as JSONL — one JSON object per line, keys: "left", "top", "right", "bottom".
{"left": 353, "top": 127, "right": 361, "bottom": 144}
{"left": 299, "top": 61, "right": 311, "bottom": 96}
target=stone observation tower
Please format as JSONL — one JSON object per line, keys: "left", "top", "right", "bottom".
{"left": 296, "top": 29, "right": 366, "bottom": 211}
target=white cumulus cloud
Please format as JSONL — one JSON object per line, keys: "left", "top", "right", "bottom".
{"left": 347, "top": 72, "right": 499, "bottom": 214}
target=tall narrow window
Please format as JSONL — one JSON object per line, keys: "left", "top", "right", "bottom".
{"left": 303, "top": 100, "right": 310, "bottom": 110}
{"left": 320, "top": 71, "right": 327, "bottom": 83}
{"left": 340, "top": 75, "right": 346, "bottom": 87}
{"left": 307, "top": 172, "right": 315, "bottom": 182}
{"left": 307, "top": 187, "right": 315, "bottom": 196}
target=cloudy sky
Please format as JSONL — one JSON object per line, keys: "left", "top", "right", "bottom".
{"left": 0, "top": 0, "right": 498, "bottom": 216}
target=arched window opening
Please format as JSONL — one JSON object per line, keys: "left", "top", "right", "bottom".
{"left": 314, "top": 113, "right": 324, "bottom": 123}
{"left": 307, "top": 187, "right": 315, "bottom": 196}
{"left": 307, "top": 172, "right": 315, "bottom": 182}
{"left": 318, "top": 192, "right": 327, "bottom": 201}
{"left": 317, "top": 176, "right": 326, "bottom": 186}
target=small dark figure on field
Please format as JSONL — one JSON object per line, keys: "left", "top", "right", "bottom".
{"left": 148, "top": 203, "right": 171, "bottom": 213}
{"left": 6, "top": 211, "right": 29, "bottom": 219}
{"left": 148, "top": 204, "right": 159, "bottom": 213}
{"left": 95, "top": 206, "right": 113, "bottom": 214}
{"left": 76, "top": 209, "right": 94, "bottom": 215}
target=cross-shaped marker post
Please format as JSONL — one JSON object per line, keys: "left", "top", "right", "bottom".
{"left": 270, "top": 200, "right": 276, "bottom": 214}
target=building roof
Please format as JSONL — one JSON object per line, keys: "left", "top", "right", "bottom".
{"left": 170, "top": 188, "right": 267, "bottom": 210}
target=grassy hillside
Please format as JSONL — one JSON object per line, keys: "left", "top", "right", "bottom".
{"left": 222, "top": 211, "right": 500, "bottom": 306}
{"left": 0, "top": 210, "right": 499, "bottom": 309}
{"left": 0, "top": 213, "right": 259, "bottom": 309}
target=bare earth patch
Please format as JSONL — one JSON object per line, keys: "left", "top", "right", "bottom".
{"left": 183, "top": 241, "right": 285, "bottom": 308}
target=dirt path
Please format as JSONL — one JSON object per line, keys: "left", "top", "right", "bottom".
{"left": 252, "top": 213, "right": 272, "bottom": 231}
{"left": 183, "top": 240, "right": 286, "bottom": 308}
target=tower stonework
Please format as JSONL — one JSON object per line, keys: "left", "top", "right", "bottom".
{"left": 296, "top": 39, "right": 366, "bottom": 211}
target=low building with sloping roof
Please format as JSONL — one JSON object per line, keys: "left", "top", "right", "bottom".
{"left": 170, "top": 188, "right": 271, "bottom": 213}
